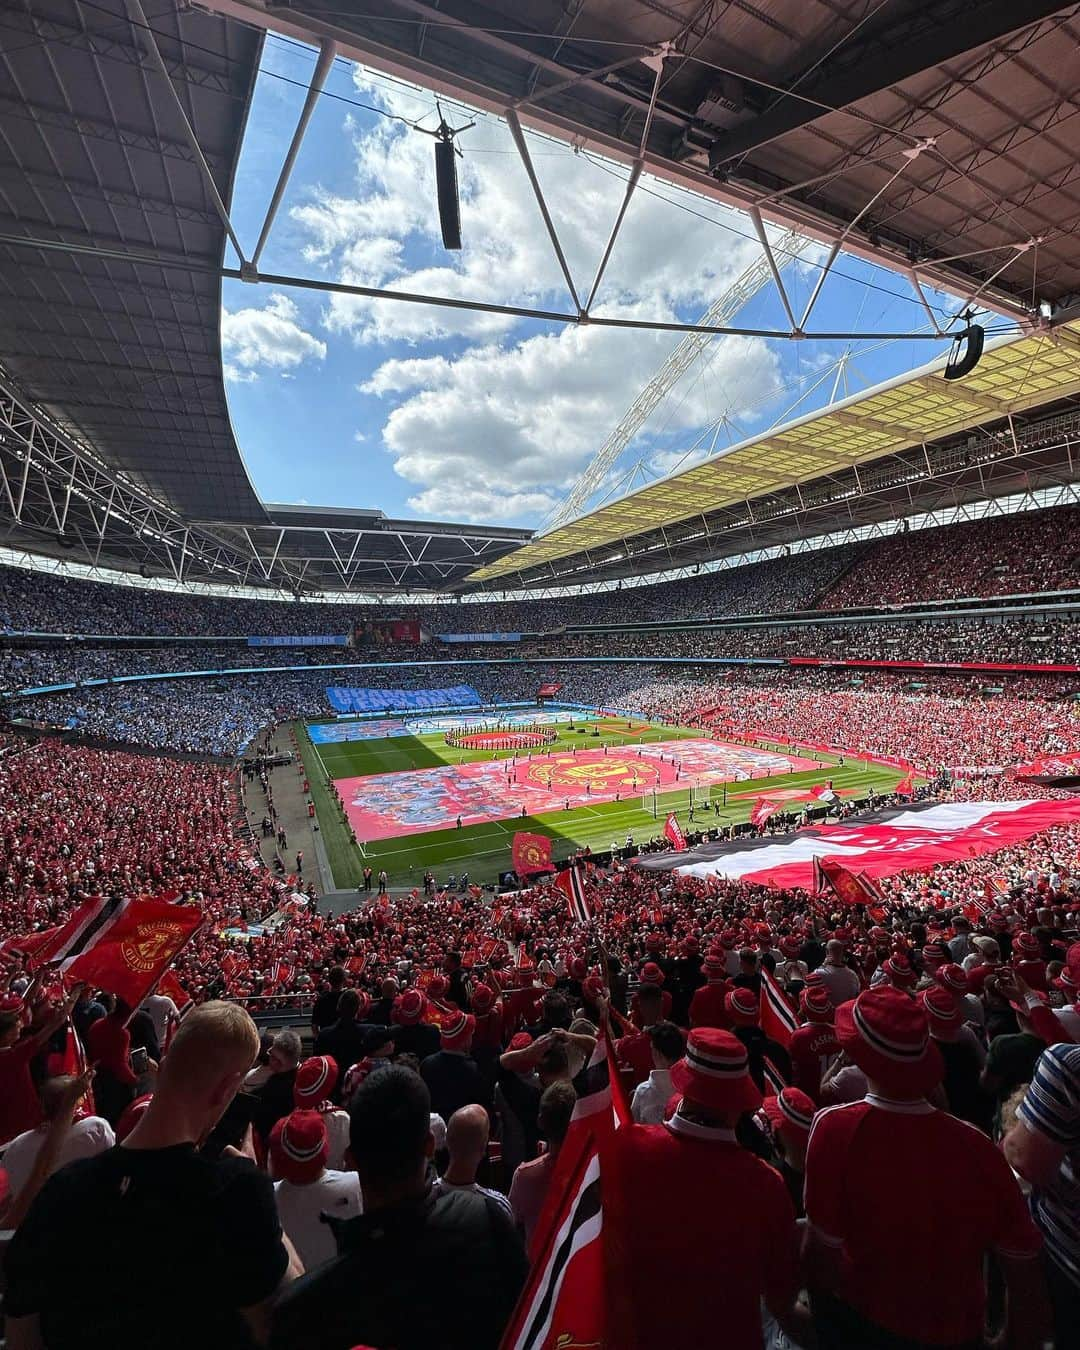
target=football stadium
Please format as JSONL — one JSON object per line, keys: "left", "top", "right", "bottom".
{"left": 1, "top": 2, "right": 1080, "bottom": 1347}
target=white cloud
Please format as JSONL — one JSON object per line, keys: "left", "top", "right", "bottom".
{"left": 287, "top": 69, "right": 785, "bottom": 523}
{"left": 221, "top": 292, "right": 326, "bottom": 382}
{"left": 365, "top": 327, "right": 781, "bottom": 523}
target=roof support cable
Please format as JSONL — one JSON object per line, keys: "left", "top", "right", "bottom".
{"left": 124, "top": 0, "right": 248, "bottom": 267}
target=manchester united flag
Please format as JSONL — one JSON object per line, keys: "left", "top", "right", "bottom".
{"left": 34, "top": 896, "right": 203, "bottom": 1008}
{"left": 512, "top": 831, "right": 556, "bottom": 876}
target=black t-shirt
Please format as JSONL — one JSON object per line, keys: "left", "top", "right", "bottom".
{"left": 270, "top": 1185, "right": 527, "bottom": 1350}
{"left": 4, "top": 1144, "right": 288, "bottom": 1350}
{"left": 312, "top": 989, "right": 342, "bottom": 1033}
{"left": 420, "top": 1051, "right": 491, "bottom": 1121}
{"left": 315, "top": 1018, "right": 370, "bottom": 1076}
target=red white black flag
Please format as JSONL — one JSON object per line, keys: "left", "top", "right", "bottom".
{"left": 501, "top": 1025, "right": 628, "bottom": 1350}
{"left": 554, "top": 866, "right": 592, "bottom": 923}
{"left": 635, "top": 799, "right": 1080, "bottom": 892}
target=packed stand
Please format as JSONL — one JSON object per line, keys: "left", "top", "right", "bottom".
{"left": 820, "top": 505, "right": 1080, "bottom": 609}
{"left": 0, "top": 545, "right": 857, "bottom": 638}
{"left": 527, "top": 614, "right": 1080, "bottom": 665}
{"left": 1, "top": 749, "right": 1078, "bottom": 1346}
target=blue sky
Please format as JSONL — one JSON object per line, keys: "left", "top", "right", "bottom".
{"left": 220, "top": 36, "right": 987, "bottom": 529}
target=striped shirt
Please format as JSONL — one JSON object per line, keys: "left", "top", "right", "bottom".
{"left": 1018, "top": 1043, "right": 1080, "bottom": 1285}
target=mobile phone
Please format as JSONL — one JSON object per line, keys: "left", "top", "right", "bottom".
{"left": 203, "top": 1090, "right": 260, "bottom": 1158}
{"left": 130, "top": 1047, "right": 149, "bottom": 1075}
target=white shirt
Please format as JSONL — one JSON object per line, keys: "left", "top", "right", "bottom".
{"left": 274, "top": 1170, "right": 362, "bottom": 1272}
{"left": 434, "top": 1176, "right": 512, "bottom": 1218}
{"left": 140, "top": 993, "right": 179, "bottom": 1048}
{"left": 813, "top": 962, "right": 861, "bottom": 1006}
{"left": 631, "top": 1068, "right": 674, "bottom": 1124}
{"left": 0, "top": 1115, "right": 115, "bottom": 1196}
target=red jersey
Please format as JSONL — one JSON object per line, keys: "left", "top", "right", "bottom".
{"left": 789, "top": 1023, "right": 840, "bottom": 1102}
{"left": 0, "top": 1037, "right": 43, "bottom": 1145}
{"left": 607, "top": 1116, "right": 800, "bottom": 1348}
{"left": 615, "top": 1030, "right": 655, "bottom": 1087}
{"left": 472, "top": 1006, "right": 504, "bottom": 1052}
{"left": 805, "top": 1095, "right": 1041, "bottom": 1345}
{"left": 689, "top": 983, "right": 731, "bottom": 1030}
{"left": 630, "top": 989, "right": 672, "bottom": 1023}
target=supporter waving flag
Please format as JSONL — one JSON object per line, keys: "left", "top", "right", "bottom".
{"left": 554, "top": 865, "right": 592, "bottom": 923}
{"left": 751, "top": 797, "right": 780, "bottom": 829}
{"left": 32, "top": 894, "right": 203, "bottom": 1008}
{"left": 502, "top": 1022, "right": 628, "bottom": 1350}
{"left": 512, "top": 831, "right": 556, "bottom": 876}
{"left": 663, "top": 813, "right": 688, "bottom": 851}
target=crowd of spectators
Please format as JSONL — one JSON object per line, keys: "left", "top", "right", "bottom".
{"left": 0, "top": 718, "right": 1077, "bottom": 1346}
{"left": 527, "top": 614, "right": 1080, "bottom": 665}
{"left": 0, "top": 546, "right": 858, "bottom": 639}
{"left": 4, "top": 606, "right": 1078, "bottom": 704}
{"left": 820, "top": 505, "right": 1080, "bottom": 608}
{"left": 5, "top": 659, "right": 1078, "bottom": 758}
{"left": 1, "top": 507, "right": 1077, "bottom": 651}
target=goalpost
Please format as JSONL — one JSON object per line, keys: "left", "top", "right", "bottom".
{"left": 641, "top": 786, "right": 695, "bottom": 819}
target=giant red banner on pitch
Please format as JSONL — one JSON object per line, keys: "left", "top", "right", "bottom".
{"left": 635, "top": 799, "right": 1080, "bottom": 891}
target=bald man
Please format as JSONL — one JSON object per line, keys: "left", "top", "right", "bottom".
{"left": 813, "top": 940, "right": 861, "bottom": 1006}
{"left": 6, "top": 1002, "right": 301, "bottom": 1350}
{"left": 435, "top": 1103, "right": 512, "bottom": 1218}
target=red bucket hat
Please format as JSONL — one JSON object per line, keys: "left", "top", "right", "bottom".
{"left": 294, "top": 1055, "right": 339, "bottom": 1107}
{"left": 1013, "top": 932, "right": 1041, "bottom": 959}
{"left": 881, "top": 955, "right": 917, "bottom": 988}
{"left": 440, "top": 1010, "right": 476, "bottom": 1051}
{"left": 471, "top": 983, "right": 495, "bottom": 1015}
{"left": 270, "top": 1109, "right": 328, "bottom": 1185}
{"left": 724, "top": 987, "right": 759, "bottom": 1027}
{"left": 639, "top": 962, "right": 665, "bottom": 987}
{"left": 935, "top": 963, "right": 970, "bottom": 995}
{"left": 920, "top": 985, "right": 961, "bottom": 1035}
{"left": 393, "top": 988, "right": 425, "bottom": 1025}
{"left": 670, "top": 1029, "right": 762, "bottom": 1114}
{"left": 800, "top": 985, "right": 834, "bottom": 1023}
{"left": 703, "top": 949, "right": 726, "bottom": 980}
{"left": 835, "top": 987, "right": 942, "bottom": 1096}
{"left": 762, "top": 1086, "right": 816, "bottom": 1142}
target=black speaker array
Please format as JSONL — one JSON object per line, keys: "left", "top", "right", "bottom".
{"left": 943, "top": 324, "right": 985, "bottom": 381}
{"left": 434, "top": 139, "right": 461, "bottom": 250}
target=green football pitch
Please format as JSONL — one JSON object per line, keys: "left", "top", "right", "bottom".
{"left": 295, "top": 716, "right": 909, "bottom": 889}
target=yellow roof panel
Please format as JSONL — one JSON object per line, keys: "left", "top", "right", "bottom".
{"left": 469, "top": 324, "right": 1080, "bottom": 583}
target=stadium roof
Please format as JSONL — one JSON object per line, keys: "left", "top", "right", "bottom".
{"left": 460, "top": 321, "right": 1080, "bottom": 589}
{"left": 0, "top": 0, "right": 529, "bottom": 592}
{"left": 2, "top": 0, "right": 1080, "bottom": 595}
{"left": 212, "top": 0, "right": 1080, "bottom": 322}
{"left": 0, "top": 0, "right": 266, "bottom": 522}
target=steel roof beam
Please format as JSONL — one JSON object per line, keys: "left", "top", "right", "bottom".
{"left": 709, "top": 0, "right": 1077, "bottom": 168}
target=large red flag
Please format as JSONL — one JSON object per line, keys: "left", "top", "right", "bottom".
{"left": 895, "top": 772, "right": 915, "bottom": 797}
{"left": 35, "top": 896, "right": 203, "bottom": 1008}
{"left": 663, "top": 813, "right": 687, "bottom": 851}
{"left": 512, "top": 832, "right": 556, "bottom": 875}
